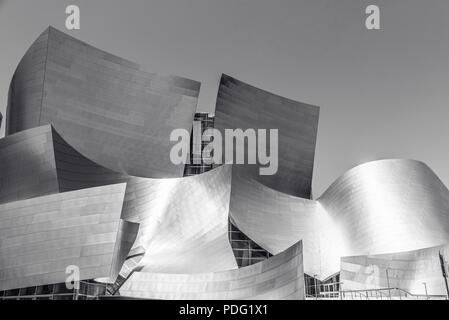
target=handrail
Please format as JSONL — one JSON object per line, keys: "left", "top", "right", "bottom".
{"left": 306, "top": 285, "right": 448, "bottom": 300}
{"left": 339, "top": 287, "right": 447, "bottom": 300}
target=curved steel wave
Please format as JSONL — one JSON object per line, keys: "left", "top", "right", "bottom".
{"left": 214, "top": 74, "right": 320, "bottom": 198}
{"left": 230, "top": 159, "right": 449, "bottom": 280}
{"left": 119, "top": 240, "right": 304, "bottom": 300}
{"left": 6, "top": 26, "right": 200, "bottom": 179}
{"left": 120, "top": 165, "right": 238, "bottom": 274}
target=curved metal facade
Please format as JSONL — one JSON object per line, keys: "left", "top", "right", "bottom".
{"left": 0, "top": 124, "right": 128, "bottom": 205}
{"left": 214, "top": 74, "right": 320, "bottom": 197}
{"left": 121, "top": 165, "right": 238, "bottom": 274}
{"left": 0, "top": 125, "right": 59, "bottom": 204}
{"left": 119, "top": 241, "right": 304, "bottom": 300}
{"left": 0, "top": 183, "right": 138, "bottom": 291}
{"left": 230, "top": 159, "right": 449, "bottom": 280}
{"left": 3, "top": 26, "right": 449, "bottom": 300}
{"left": 341, "top": 244, "right": 449, "bottom": 296}
{"left": 6, "top": 26, "right": 200, "bottom": 178}
{"left": 51, "top": 127, "right": 128, "bottom": 192}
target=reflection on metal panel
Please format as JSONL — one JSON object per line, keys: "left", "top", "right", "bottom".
{"left": 214, "top": 74, "right": 319, "bottom": 197}
{"left": 121, "top": 165, "right": 238, "bottom": 274}
{"left": 319, "top": 159, "right": 449, "bottom": 259}
{"left": 51, "top": 127, "right": 128, "bottom": 191}
{"left": 341, "top": 244, "right": 449, "bottom": 296}
{"left": 230, "top": 159, "right": 449, "bottom": 280}
{"left": 0, "top": 125, "right": 128, "bottom": 204}
{"left": 0, "top": 183, "right": 137, "bottom": 291}
{"left": 6, "top": 28, "right": 49, "bottom": 133}
{"left": 6, "top": 26, "right": 200, "bottom": 179}
{"left": 119, "top": 241, "right": 304, "bottom": 300}
{"left": 0, "top": 125, "right": 59, "bottom": 204}
{"left": 229, "top": 166, "right": 328, "bottom": 276}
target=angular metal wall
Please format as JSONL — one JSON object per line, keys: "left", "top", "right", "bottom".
{"left": 0, "top": 183, "right": 138, "bottom": 291}
{"left": 119, "top": 240, "right": 305, "bottom": 300}
{"left": 6, "top": 26, "right": 200, "bottom": 179}
{"left": 214, "top": 74, "right": 320, "bottom": 197}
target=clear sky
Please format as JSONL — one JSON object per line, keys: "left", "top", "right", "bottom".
{"left": 0, "top": 0, "right": 448, "bottom": 197}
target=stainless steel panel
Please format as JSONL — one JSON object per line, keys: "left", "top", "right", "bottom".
{"left": 119, "top": 240, "right": 304, "bottom": 300}
{"left": 6, "top": 27, "right": 200, "bottom": 179}
{"left": 0, "top": 183, "right": 137, "bottom": 291}
{"left": 214, "top": 74, "right": 319, "bottom": 197}
{"left": 121, "top": 165, "right": 238, "bottom": 274}
{"left": 230, "top": 159, "right": 449, "bottom": 280}
{"left": 0, "top": 125, "right": 59, "bottom": 204}
{"left": 341, "top": 244, "right": 449, "bottom": 296}
{"left": 0, "top": 124, "right": 128, "bottom": 204}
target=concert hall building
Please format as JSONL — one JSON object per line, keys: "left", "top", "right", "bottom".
{"left": 1, "top": 27, "right": 448, "bottom": 300}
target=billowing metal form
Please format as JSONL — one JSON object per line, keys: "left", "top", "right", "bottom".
{"left": 230, "top": 159, "right": 449, "bottom": 280}
{"left": 0, "top": 124, "right": 127, "bottom": 204}
{"left": 121, "top": 165, "right": 238, "bottom": 274}
{"left": 51, "top": 128, "right": 128, "bottom": 192}
{"left": 119, "top": 241, "right": 304, "bottom": 300}
{"left": 229, "top": 166, "right": 327, "bottom": 275}
{"left": 6, "top": 26, "right": 200, "bottom": 179}
{"left": 0, "top": 125, "right": 60, "bottom": 204}
{"left": 0, "top": 183, "right": 139, "bottom": 291}
{"left": 6, "top": 28, "right": 48, "bottom": 132}
{"left": 341, "top": 244, "right": 449, "bottom": 296}
{"left": 214, "top": 74, "right": 320, "bottom": 197}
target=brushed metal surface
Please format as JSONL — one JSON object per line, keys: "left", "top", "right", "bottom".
{"left": 0, "top": 125, "right": 59, "bottom": 204}
{"left": 6, "top": 26, "right": 200, "bottom": 179}
{"left": 121, "top": 165, "right": 238, "bottom": 274}
{"left": 341, "top": 244, "right": 449, "bottom": 296}
{"left": 119, "top": 240, "right": 304, "bottom": 300}
{"left": 0, "top": 124, "right": 128, "bottom": 204}
{"left": 214, "top": 74, "right": 320, "bottom": 197}
{"left": 6, "top": 28, "right": 48, "bottom": 133}
{"left": 230, "top": 159, "right": 449, "bottom": 280}
{"left": 0, "top": 183, "right": 138, "bottom": 291}
{"left": 51, "top": 127, "right": 128, "bottom": 192}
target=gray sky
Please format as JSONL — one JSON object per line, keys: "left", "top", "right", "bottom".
{"left": 0, "top": 0, "right": 448, "bottom": 197}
